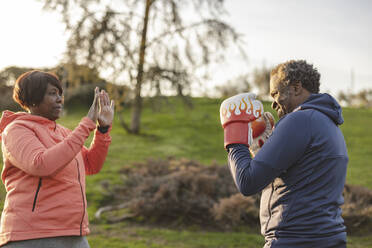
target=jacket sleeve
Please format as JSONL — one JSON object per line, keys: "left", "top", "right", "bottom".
{"left": 81, "top": 127, "right": 112, "bottom": 175}
{"left": 2, "top": 117, "right": 96, "bottom": 177}
{"left": 228, "top": 144, "right": 281, "bottom": 196}
{"left": 227, "top": 111, "right": 312, "bottom": 196}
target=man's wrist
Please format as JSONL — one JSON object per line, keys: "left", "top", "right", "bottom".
{"left": 226, "top": 143, "right": 249, "bottom": 152}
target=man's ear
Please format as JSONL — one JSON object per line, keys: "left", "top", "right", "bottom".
{"left": 293, "top": 82, "right": 303, "bottom": 96}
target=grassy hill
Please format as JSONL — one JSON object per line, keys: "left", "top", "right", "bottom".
{"left": 1, "top": 97, "right": 372, "bottom": 247}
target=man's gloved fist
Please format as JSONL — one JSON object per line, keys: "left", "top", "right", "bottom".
{"left": 249, "top": 112, "right": 275, "bottom": 157}
{"left": 220, "top": 93, "right": 266, "bottom": 149}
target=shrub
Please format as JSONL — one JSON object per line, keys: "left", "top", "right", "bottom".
{"left": 64, "top": 83, "right": 106, "bottom": 109}
{"left": 0, "top": 85, "right": 22, "bottom": 112}
{"left": 96, "top": 158, "right": 372, "bottom": 233}
{"left": 342, "top": 184, "right": 372, "bottom": 234}
{"left": 95, "top": 158, "right": 258, "bottom": 229}
{"left": 212, "top": 193, "right": 259, "bottom": 229}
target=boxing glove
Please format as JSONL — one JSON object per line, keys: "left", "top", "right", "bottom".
{"left": 220, "top": 93, "right": 266, "bottom": 149}
{"left": 249, "top": 112, "right": 275, "bottom": 157}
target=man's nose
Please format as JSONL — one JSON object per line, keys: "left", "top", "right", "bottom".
{"left": 271, "top": 101, "right": 278, "bottom": 110}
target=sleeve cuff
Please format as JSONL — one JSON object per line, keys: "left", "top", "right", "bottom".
{"left": 97, "top": 125, "right": 110, "bottom": 134}
{"left": 82, "top": 117, "right": 97, "bottom": 131}
{"left": 226, "top": 143, "right": 249, "bottom": 152}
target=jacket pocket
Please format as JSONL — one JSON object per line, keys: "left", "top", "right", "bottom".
{"left": 32, "top": 178, "right": 42, "bottom": 212}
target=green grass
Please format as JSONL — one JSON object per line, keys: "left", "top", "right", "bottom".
{"left": 87, "top": 223, "right": 372, "bottom": 248}
{"left": 340, "top": 107, "right": 372, "bottom": 187}
{"left": 1, "top": 97, "right": 372, "bottom": 247}
{"left": 88, "top": 223, "right": 264, "bottom": 248}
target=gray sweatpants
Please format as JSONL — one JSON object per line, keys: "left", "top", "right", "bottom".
{"left": 1, "top": 236, "right": 90, "bottom": 248}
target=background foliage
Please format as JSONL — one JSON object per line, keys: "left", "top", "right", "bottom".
{"left": 0, "top": 97, "right": 372, "bottom": 247}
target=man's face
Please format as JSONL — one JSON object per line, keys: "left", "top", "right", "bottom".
{"left": 270, "top": 75, "right": 295, "bottom": 119}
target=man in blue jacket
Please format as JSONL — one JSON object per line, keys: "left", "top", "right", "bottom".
{"left": 220, "top": 60, "right": 348, "bottom": 247}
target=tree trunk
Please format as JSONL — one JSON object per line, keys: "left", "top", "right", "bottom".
{"left": 130, "top": 0, "right": 152, "bottom": 134}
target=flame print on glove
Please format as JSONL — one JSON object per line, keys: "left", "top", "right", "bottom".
{"left": 220, "top": 93, "right": 266, "bottom": 148}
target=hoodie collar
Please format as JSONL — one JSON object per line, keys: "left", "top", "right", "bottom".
{"left": 297, "top": 93, "right": 344, "bottom": 125}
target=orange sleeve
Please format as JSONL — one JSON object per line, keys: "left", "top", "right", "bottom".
{"left": 81, "top": 126, "right": 112, "bottom": 175}
{"left": 2, "top": 117, "right": 96, "bottom": 177}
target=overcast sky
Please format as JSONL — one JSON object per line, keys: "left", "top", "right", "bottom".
{"left": 221, "top": 0, "right": 372, "bottom": 95}
{"left": 0, "top": 0, "right": 371, "bottom": 96}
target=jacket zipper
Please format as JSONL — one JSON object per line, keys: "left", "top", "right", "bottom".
{"left": 264, "top": 182, "right": 275, "bottom": 232}
{"left": 75, "top": 158, "right": 86, "bottom": 236}
{"left": 32, "top": 178, "right": 42, "bottom": 212}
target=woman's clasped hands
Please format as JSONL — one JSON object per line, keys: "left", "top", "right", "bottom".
{"left": 87, "top": 87, "right": 115, "bottom": 127}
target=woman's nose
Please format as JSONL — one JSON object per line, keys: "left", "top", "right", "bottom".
{"left": 57, "top": 94, "right": 63, "bottom": 103}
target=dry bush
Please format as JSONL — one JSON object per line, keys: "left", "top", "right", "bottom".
{"left": 96, "top": 158, "right": 372, "bottom": 233}
{"left": 64, "top": 83, "right": 106, "bottom": 109}
{"left": 342, "top": 184, "right": 372, "bottom": 234}
{"left": 0, "top": 85, "right": 21, "bottom": 111}
{"left": 96, "top": 158, "right": 258, "bottom": 228}
{"left": 212, "top": 193, "right": 259, "bottom": 229}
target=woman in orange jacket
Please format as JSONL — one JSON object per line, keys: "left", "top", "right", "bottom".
{"left": 0, "top": 70, "right": 114, "bottom": 247}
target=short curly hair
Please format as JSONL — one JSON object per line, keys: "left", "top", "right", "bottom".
{"left": 13, "top": 70, "right": 63, "bottom": 111}
{"left": 271, "top": 60, "right": 320, "bottom": 93}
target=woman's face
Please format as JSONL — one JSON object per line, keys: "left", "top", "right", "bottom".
{"left": 31, "top": 83, "right": 63, "bottom": 121}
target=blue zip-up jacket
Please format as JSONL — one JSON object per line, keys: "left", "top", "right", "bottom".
{"left": 227, "top": 93, "right": 348, "bottom": 248}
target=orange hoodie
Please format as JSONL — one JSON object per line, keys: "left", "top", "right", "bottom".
{"left": 0, "top": 110, "right": 111, "bottom": 246}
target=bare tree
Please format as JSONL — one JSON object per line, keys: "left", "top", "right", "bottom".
{"left": 41, "top": 0, "right": 245, "bottom": 134}
{"left": 252, "top": 65, "right": 271, "bottom": 99}
{"left": 337, "top": 90, "right": 350, "bottom": 106}
{"left": 338, "top": 88, "right": 372, "bottom": 107}
{"left": 215, "top": 73, "right": 251, "bottom": 98}
{"left": 0, "top": 66, "right": 34, "bottom": 87}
